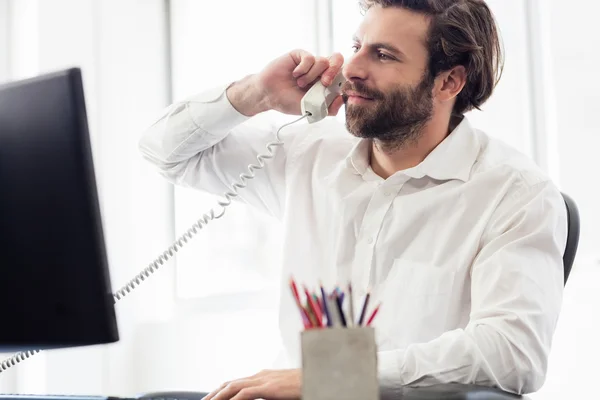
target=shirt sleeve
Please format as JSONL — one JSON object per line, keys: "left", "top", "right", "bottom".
{"left": 377, "top": 180, "right": 568, "bottom": 395}
{"left": 138, "top": 83, "right": 295, "bottom": 219}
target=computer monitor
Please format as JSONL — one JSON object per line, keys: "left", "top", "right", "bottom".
{"left": 0, "top": 68, "right": 119, "bottom": 351}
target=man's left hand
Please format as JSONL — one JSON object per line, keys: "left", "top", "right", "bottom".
{"left": 203, "top": 369, "right": 301, "bottom": 400}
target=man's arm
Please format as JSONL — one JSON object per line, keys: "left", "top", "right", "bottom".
{"left": 138, "top": 75, "right": 289, "bottom": 218}
{"left": 138, "top": 50, "right": 344, "bottom": 219}
{"left": 378, "top": 180, "right": 568, "bottom": 395}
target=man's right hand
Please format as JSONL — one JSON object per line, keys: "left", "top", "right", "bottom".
{"left": 226, "top": 50, "right": 345, "bottom": 117}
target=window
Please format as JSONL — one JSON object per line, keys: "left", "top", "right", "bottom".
{"left": 529, "top": 0, "right": 600, "bottom": 397}
{"left": 546, "top": 0, "right": 599, "bottom": 262}
{"left": 170, "top": 0, "right": 318, "bottom": 299}
{"left": 0, "top": 0, "right": 8, "bottom": 83}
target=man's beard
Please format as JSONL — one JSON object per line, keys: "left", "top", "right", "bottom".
{"left": 342, "top": 74, "right": 435, "bottom": 152}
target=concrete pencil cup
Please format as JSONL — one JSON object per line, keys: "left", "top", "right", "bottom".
{"left": 301, "top": 326, "right": 379, "bottom": 400}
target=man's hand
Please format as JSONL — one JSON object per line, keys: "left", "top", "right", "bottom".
{"left": 203, "top": 369, "right": 301, "bottom": 400}
{"left": 226, "top": 50, "right": 345, "bottom": 117}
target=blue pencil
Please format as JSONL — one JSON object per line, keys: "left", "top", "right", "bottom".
{"left": 358, "top": 290, "right": 371, "bottom": 326}
{"left": 320, "top": 284, "right": 332, "bottom": 327}
{"left": 336, "top": 292, "right": 347, "bottom": 327}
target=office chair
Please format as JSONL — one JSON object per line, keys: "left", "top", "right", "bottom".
{"left": 561, "top": 192, "right": 580, "bottom": 285}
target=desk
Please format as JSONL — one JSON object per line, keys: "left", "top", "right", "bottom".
{"left": 0, "top": 386, "right": 530, "bottom": 400}
{"left": 136, "top": 385, "right": 529, "bottom": 400}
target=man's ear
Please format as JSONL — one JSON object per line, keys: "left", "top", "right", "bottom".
{"left": 436, "top": 65, "right": 467, "bottom": 103}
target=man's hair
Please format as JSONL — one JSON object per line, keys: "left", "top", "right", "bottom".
{"left": 359, "top": 0, "right": 504, "bottom": 115}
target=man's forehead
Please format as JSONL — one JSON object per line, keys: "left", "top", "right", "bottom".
{"left": 355, "top": 6, "right": 431, "bottom": 50}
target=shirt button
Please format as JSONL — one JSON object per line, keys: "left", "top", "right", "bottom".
{"left": 367, "top": 238, "right": 374, "bottom": 244}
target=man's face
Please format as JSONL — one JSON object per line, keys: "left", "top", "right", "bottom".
{"left": 342, "top": 6, "right": 435, "bottom": 147}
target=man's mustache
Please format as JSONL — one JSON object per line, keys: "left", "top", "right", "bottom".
{"left": 341, "top": 81, "right": 384, "bottom": 100}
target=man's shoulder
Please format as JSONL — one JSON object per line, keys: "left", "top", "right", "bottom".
{"left": 472, "top": 128, "right": 553, "bottom": 192}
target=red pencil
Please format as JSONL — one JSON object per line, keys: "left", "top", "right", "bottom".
{"left": 313, "top": 293, "right": 323, "bottom": 314}
{"left": 305, "top": 285, "right": 323, "bottom": 327}
{"left": 290, "top": 278, "right": 312, "bottom": 328}
{"left": 366, "top": 303, "right": 381, "bottom": 326}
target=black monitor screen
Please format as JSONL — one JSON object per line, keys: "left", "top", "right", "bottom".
{"left": 0, "top": 68, "right": 118, "bottom": 351}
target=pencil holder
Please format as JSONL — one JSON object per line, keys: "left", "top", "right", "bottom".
{"left": 301, "top": 327, "right": 379, "bottom": 400}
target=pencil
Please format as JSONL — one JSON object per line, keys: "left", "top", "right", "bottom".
{"left": 365, "top": 303, "right": 381, "bottom": 326}
{"left": 320, "top": 283, "right": 332, "bottom": 327}
{"left": 328, "top": 293, "right": 342, "bottom": 327}
{"left": 348, "top": 282, "right": 355, "bottom": 327}
{"left": 357, "top": 290, "right": 371, "bottom": 326}
{"left": 290, "top": 278, "right": 312, "bottom": 328}
{"left": 335, "top": 292, "right": 347, "bottom": 327}
{"left": 305, "top": 286, "right": 323, "bottom": 327}
{"left": 313, "top": 293, "right": 323, "bottom": 314}
{"left": 335, "top": 287, "right": 344, "bottom": 304}
{"left": 304, "top": 302, "right": 318, "bottom": 327}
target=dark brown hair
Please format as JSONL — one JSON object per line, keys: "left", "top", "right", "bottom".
{"left": 359, "top": 0, "right": 504, "bottom": 115}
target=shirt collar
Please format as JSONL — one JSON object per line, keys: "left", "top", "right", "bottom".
{"left": 345, "top": 116, "right": 480, "bottom": 183}
{"left": 346, "top": 139, "right": 371, "bottom": 175}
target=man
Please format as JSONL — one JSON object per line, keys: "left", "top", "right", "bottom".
{"left": 139, "top": 0, "right": 567, "bottom": 398}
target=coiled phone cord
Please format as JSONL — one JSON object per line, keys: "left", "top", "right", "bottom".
{"left": 0, "top": 113, "right": 310, "bottom": 374}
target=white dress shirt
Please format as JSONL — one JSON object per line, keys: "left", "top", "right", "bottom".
{"left": 138, "top": 83, "right": 567, "bottom": 395}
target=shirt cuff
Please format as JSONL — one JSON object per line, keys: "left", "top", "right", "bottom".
{"left": 378, "top": 349, "right": 406, "bottom": 389}
{"left": 184, "top": 82, "right": 250, "bottom": 145}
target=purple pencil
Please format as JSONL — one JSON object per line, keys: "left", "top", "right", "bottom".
{"left": 320, "top": 283, "right": 332, "bottom": 327}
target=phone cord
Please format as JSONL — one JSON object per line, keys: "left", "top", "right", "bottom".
{"left": 0, "top": 113, "right": 310, "bottom": 374}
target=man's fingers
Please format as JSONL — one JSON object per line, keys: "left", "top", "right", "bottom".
{"left": 327, "top": 95, "right": 345, "bottom": 116}
{"left": 321, "top": 52, "right": 345, "bottom": 86}
{"left": 291, "top": 50, "right": 316, "bottom": 78}
{"left": 289, "top": 50, "right": 344, "bottom": 91}
{"left": 211, "top": 379, "right": 260, "bottom": 400}
{"left": 230, "top": 385, "right": 267, "bottom": 400}
{"left": 297, "top": 57, "right": 329, "bottom": 88}
{"left": 203, "top": 381, "right": 230, "bottom": 400}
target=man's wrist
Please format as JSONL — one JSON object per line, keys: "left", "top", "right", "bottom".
{"left": 226, "top": 74, "right": 270, "bottom": 117}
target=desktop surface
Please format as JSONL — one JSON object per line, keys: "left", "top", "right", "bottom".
{"left": 0, "top": 385, "right": 530, "bottom": 400}
{"left": 0, "top": 396, "right": 134, "bottom": 400}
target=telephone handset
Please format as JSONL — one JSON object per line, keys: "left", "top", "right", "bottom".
{"left": 301, "top": 72, "right": 347, "bottom": 124}
{"left": 0, "top": 72, "right": 346, "bottom": 373}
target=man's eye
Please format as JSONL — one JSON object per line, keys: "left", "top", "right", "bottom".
{"left": 351, "top": 45, "right": 360, "bottom": 53}
{"left": 378, "top": 52, "right": 392, "bottom": 60}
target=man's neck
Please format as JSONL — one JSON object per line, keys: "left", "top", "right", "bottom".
{"left": 370, "top": 115, "right": 460, "bottom": 179}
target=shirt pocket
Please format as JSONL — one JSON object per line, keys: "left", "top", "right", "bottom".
{"left": 377, "top": 259, "right": 457, "bottom": 347}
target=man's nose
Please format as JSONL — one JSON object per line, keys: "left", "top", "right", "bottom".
{"left": 342, "top": 54, "right": 369, "bottom": 82}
